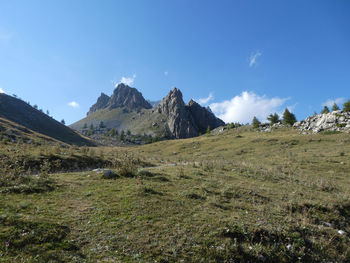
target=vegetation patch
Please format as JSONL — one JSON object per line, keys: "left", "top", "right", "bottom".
{"left": 0, "top": 215, "right": 81, "bottom": 262}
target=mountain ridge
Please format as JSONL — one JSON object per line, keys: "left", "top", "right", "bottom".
{"left": 71, "top": 85, "right": 225, "bottom": 140}
{"left": 0, "top": 93, "right": 93, "bottom": 146}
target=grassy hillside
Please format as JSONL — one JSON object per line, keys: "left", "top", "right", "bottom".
{"left": 70, "top": 107, "right": 169, "bottom": 137}
{"left": 0, "top": 117, "right": 62, "bottom": 145}
{"left": 1, "top": 127, "right": 349, "bottom": 262}
{"left": 0, "top": 94, "right": 93, "bottom": 146}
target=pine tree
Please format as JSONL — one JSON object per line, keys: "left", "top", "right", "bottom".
{"left": 83, "top": 123, "right": 87, "bottom": 129}
{"left": 343, "top": 100, "right": 350, "bottom": 112}
{"left": 321, "top": 106, "right": 330, "bottom": 114}
{"left": 61, "top": 119, "right": 65, "bottom": 125}
{"left": 88, "top": 124, "right": 95, "bottom": 135}
{"left": 99, "top": 121, "right": 105, "bottom": 128}
{"left": 267, "top": 113, "right": 280, "bottom": 125}
{"left": 282, "top": 109, "right": 297, "bottom": 125}
{"left": 119, "top": 130, "right": 125, "bottom": 141}
{"left": 252, "top": 116, "right": 261, "bottom": 128}
{"left": 206, "top": 125, "right": 211, "bottom": 134}
{"left": 109, "top": 128, "right": 116, "bottom": 137}
{"left": 332, "top": 103, "right": 340, "bottom": 111}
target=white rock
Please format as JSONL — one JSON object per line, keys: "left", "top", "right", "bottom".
{"left": 338, "top": 230, "right": 346, "bottom": 235}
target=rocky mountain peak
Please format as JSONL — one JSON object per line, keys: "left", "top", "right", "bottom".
{"left": 87, "top": 92, "right": 110, "bottom": 116}
{"left": 107, "top": 83, "right": 152, "bottom": 111}
{"left": 157, "top": 87, "right": 185, "bottom": 116}
{"left": 187, "top": 99, "right": 196, "bottom": 106}
{"left": 186, "top": 99, "right": 225, "bottom": 133}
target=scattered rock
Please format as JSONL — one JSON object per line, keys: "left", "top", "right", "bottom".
{"left": 101, "top": 169, "right": 118, "bottom": 179}
{"left": 320, "top": 221, "right": 332, "bottom": 227}
{"left": 293, "top": 111, "right": 350, "bottom": 133}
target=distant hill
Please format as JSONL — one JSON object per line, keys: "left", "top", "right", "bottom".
{"left": 70, "top": 84, "right": 225, "bottom": 139}
{"left": 0, "top": 93, "right": 93, "bottom": 146}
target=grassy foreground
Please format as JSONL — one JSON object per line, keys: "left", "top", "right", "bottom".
{"left": 1, "top": 127, "right": 349, "bottom": 262}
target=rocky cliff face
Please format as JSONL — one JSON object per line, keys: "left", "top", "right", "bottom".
{"left": 157, "top": 88, "right": 198, "bottom": 138}
{"left": 293, "top": 110, "right": 350, "bottom": 133}
{"left": 108, "top": 83, "right": 152, "bottom": 111}
{"left": 87, "top": 93, "right": 110, "bottom": 115}
{"left": 157, "top": 88, "right": 225, "bottom": 138}
{"left": 87, "top": 84, "right": 152, "bottom": 116}
{"left": 186, "top": 99, "right": 225, "bottom": 133}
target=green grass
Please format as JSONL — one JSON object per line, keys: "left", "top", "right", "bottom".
{"left": 1, "top": 127, "right": 349, "bottom": 262}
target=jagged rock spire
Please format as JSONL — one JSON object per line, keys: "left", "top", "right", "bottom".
{"left": 107, "top": 83, "right": 152, "bottom": 110}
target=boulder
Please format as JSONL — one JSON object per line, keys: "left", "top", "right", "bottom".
{"left": 101, "top": 169, "right": 118, "bottom": 179}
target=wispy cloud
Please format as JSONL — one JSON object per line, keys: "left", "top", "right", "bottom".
{"left": 322, "top": 97, "right": 346, "bottom": 108}
{"left": 164, "top": 71, "right": 168, "bottom": 76}
{"left": 0, "top": 87, "right": 4, "bottom": 94}
{"left": 249, "top": 51, "right": 262, "bottom": 67}
{"left": 197, "top": 93, "right": 214, "bottom": 105}
{"left": 119, "top": 74, "right": 136, "bottom": 86}
{"left": 68, "top": 101, "right": 79, "bottom": 108}
{"left": 210, "top": 91, "right": 288, "bottom": 123}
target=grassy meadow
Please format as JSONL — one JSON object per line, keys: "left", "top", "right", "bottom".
{"left": 0, "top": 126, "right": 349, "bottom": 262}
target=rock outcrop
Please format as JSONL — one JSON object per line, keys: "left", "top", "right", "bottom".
{"left": 157, "top": 88, "right": 225, "bottom": 138}
{"left": 108, "top": 83, "right": 152, "bottom": 111}
{"left": 87, "top": 93, "right": 110, "bottom": 115}
{"left": 293, "top": 111, "right": 350, "bottom": 133}
{"left": 186, "top": 99, "right": 225, "bottom": 133}
{"left": 157, "top": 88, "right": 198, "bottom": 138}
{"left": 87, "top": 84, "right": 152, "bottom": 116}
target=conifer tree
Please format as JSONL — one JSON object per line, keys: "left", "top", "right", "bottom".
{"left": 343, "top": 100, "right": 350, "bottom": 112}
{"left": 282, "top": 109, "right": 297, "bottom": 125}
{"left": 332, "top": 103, "right": 340, "bottom": 111}
{"left": 321, "top": 106, "right": 330, "bottom": 114}
{"left": 267, "top": 113, "right": 280, "bottom": 125}
{"left": 206, "top": 125, "right": 211, "bottom": 134}
{"left": 252, "top": 116, "right": 261, "bottom": 128}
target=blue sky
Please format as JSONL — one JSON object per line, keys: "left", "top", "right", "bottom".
{"left": 0, "top": 0, "right": 349, "bottom": 124}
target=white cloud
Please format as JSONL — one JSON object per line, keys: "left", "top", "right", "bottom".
{"left": 209, "top": 91, "right": 288, "bottom": 123}
{"left": 119, "top": 74, "right": 136, "bottom": 86}
{"left": 197, "top": 93, "right": 214, "bottom": 105}
{"left": 0, "top": 88, "right": 4, "bottom": 94}
{"left": 322, "top": 97, "right": 346, "bottom": 108}
{"left": 164, "top": 71, "right": 168, "bottom": 76}
{"left": 68, "top": 101, "right": 79, "bottom": 108}
{"left": 249, "top": 51, "right": 262, "bottom": 67}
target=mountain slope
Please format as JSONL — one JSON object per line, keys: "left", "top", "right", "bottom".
{"left": 70, "top": 86, "right": 225, "bottom": 139}
{"left": 0, "top": 93, "right": 93, "bottom": 145}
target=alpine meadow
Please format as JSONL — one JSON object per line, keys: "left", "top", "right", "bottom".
{"left": 1, "top": 1, "right": 350, "bottom": 262}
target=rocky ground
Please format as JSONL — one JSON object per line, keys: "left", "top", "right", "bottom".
{"left": 294, "top": 110, "right": 350, "bottom": 133}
